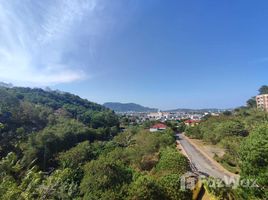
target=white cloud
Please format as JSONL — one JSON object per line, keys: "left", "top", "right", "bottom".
{"left": 0, "top": 0, "right": 100, "bottom": 86}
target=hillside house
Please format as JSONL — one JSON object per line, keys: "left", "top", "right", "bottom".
{"left": 149, "top": 123, "right": 167, "bottom": 132}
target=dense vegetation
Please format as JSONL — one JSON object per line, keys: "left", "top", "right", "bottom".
{"left": 2, "top": 85, "right": 268, "bottom": 199}
{"left": 185, "top": 86, "right": 268, "bottom": 199}
{"left": 0, "top": 87, "right": 119, "bottom": 159}
{"left": 0, "top": 86, "right": 191, "bottom": 199}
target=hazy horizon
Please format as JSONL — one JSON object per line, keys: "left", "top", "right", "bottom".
{"left": 0, "top": 1, "right": 267, "bottom": 109}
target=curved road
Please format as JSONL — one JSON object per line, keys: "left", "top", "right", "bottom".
{"left": 176, "top": 133, "right": 237, "bottom": 181}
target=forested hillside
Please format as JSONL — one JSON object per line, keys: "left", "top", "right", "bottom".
{"left": 0, "top": 86, "right": 191, "bottom": 199}
{"left": 0, "top": 86, "right": 119, "bottom": 159}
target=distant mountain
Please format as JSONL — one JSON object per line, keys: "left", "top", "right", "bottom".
{"left": 103, "top": 102, "right": 158, "bottom": 112}
{"left": 104, "top": 102, "right": 230, "bottom": 113}
{"left": 165, "top": 108, "right": 231, "bottom": 113}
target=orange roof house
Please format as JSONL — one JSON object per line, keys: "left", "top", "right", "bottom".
{"left": 150, "top": 123, "right": 167, "bottom": 132}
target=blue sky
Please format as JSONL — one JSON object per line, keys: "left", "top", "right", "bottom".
{"left": 0, "top": 0, "right": 268, "bottom": 109}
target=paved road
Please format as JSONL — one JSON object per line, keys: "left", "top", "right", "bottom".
{"left": 176, "top": 133, "right": 234, "bottom": 181}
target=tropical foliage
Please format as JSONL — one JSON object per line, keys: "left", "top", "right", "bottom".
{"left": 0, "top": 86, "right": 191, "bottom": 199}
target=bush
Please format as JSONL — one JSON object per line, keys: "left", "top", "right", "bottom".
{"left": 159, "top": 174, "right": 192, "bottom": 200}
{"left": 127, "top": 175, "right": 165, "bottom": 200}
{"left": 80, "top": 156, "right": 132, "bottom": 199}
{"left": 155, "top": 148, "right": 190, "bottom": 176}
{"left": 239, "top": 123, "right": 268, "bottom": 198}
{"left": 185, "top": 126, "right": 202, "bottom": 139}
{"left": 57, "top": 141, "right": 104, "bottom": 168}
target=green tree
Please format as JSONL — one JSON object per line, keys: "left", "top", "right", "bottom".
{"left": 80, "top": 156, "right": 132, "bottom": 199}
{"left": 222, "top": 110, "right": 233, "bottom": 116}
{"left": 258, "top": 85, "right": 268, "bottom": 95}
{"left": 127, "top": 175, "right": 165, "bottom": 200}
{"left": 155, "top": 148, "right": 190, "bottom": 176}
{"left": 125, "top": 130, "right": 174, "bottom": 170}
{"left": 246, "top": 97, "right": 257, "bottom": 108}
{"left": 214, "top": 120, "right": 247, "bottom": 142}
{"left": 23, "top": 119, "right": 93, "bottom": 169}
{"left": 0, "top": 152, "right": 22, "bottom": 180}
{"left": 38, "top": 168, "right": 80, "bottom": 200}
{"left": 0, "top": 177, "right": 21, "bottom": 200}
{"left": 159, "top": 174, "right": 192, "bottom": 200}
{"left": 240, "top": 123, "right": 268, "bottom": 198}
{"left": 185, "top": 126, "right": 202, "bottom": 139}
{"left": 19, "top": 167, "right": 43, "bottom": 199}
{"left": 113, "top": 129, "right": 135, "bottom": 147}
{"left": 177, "top": 122, "right": 186, "bottom": 133}
{"left": 57, "top": 141, "right": 104, "bottom": 168}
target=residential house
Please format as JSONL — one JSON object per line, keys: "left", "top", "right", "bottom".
{"left": 149, "top": 123, "right": 167, "bottom": 132}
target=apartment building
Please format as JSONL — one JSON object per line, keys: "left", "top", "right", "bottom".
{"left": 256, "top": 94, "right": 268, "bottom": 111}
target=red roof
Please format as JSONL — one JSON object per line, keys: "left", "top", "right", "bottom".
{"left": 184, "top": 120, "right": 200, "bottom": 123}
{"left": 151, "top": 123, "right": 167, "bottom": 129}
